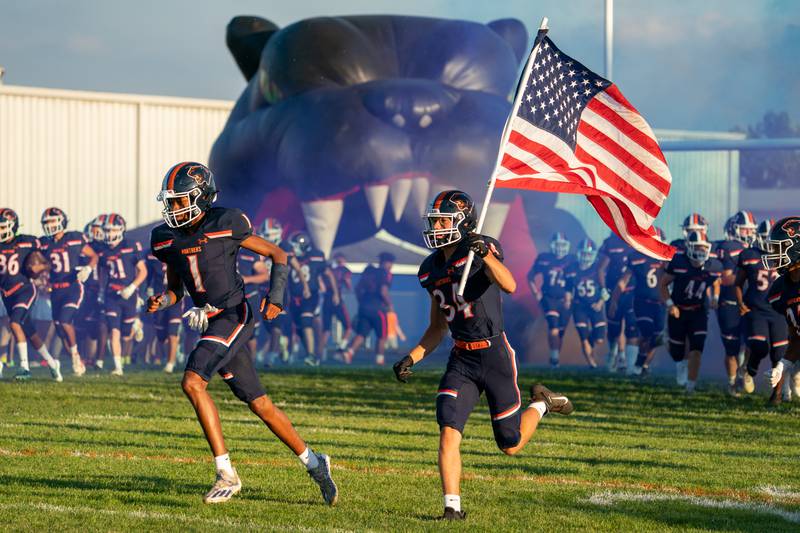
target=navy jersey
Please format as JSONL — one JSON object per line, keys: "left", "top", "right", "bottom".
{"left": 357, "top": 264, "right": 393, "bottom": 310}
{"left": 627, "top": 251, "right": 664, "bottom": 301}
{"left": 418, "top": 235, "right": 504, "bottom": 340}
{"left": 666, "top": 252, "right": 722, "bottom": 308}
{"left": 566, "top": 262, "right": 604, "bottom": 306}
{"left": 769, "top": 275, "right": 800, "bottom": 334}
{"left": 737, "top": 247, "right": 780, "bottom": 312}
{"left": 669, "top": 238, "right": 686, "bottom": 252}
{"left": 0, "top": 235, "right": 41, "bottom": 293}
{"left": 330, "top": 264, "right": 352, "bottom": 293}
{"left": 288, "top": 247, "right": 327, "bottom": 296}
{"left": 529, "top": 252, "right": 576, "bottom": 299}
{"left": 39, "top": 231, "right": 88, "bottom": 284}
{"left": 146, "top": 253, "right": 168, "bottom": 294}
{"left": 103, "top": 239, "right": 145, "bottom": 291}
{"left": 150, "top": 207, "right": 252, "bottom": 309}
{"left": 82, "top": 240, "right": 106, "bottom": 293}
{"left": 599, "top": 234, "right": 630, "bottom": 287}
{"left": 714, "top": 240, "right": 745, "bottom": 303}
{"left": 237, "top": 250, "right": 266, "bottom": 299}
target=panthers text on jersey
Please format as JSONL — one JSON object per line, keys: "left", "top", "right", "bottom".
{"left": 39, "top": 231, "right": 89, "bottom": 285}
{"left": 0, "top": 234, "right": 41, "bottom": 294}
{"left": 418, "top": 235, "right": 504, "bottom": 341}
{"left": 150, "top": 207, "right": 252, "bottom": 309}
{"left": 665, "top": 252, "right": 722, "bottom": 308}
{"left": 737, "top": 247, "right": 780, "bottom": 313}
{"left": 627, "top": 251, "right": 664, "bottom": 302}
{"left": 528, "top": 252, "right": 576, "bottom": 300}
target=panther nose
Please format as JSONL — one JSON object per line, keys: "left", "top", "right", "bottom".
{"left": 361, "top": 80, "right": 460, "bottom": 129}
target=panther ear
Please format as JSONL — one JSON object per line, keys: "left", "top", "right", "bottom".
{"left": 487, "top": 18, "right": 529, "bottom": 64}
{"left": 227, "top": 16, "right": 280, "bottom": 81}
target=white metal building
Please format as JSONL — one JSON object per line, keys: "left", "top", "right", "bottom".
{"left": 0, "top": 84, "right": 232, "bottom": 235}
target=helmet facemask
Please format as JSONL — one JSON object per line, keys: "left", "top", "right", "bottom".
{"left": 762, "top": 238, "right": 793, "bottom": 272}
{"left": 423, "top": 211, "right": 466, "bottom": 249}
{"left": 0, "top": 220, "right": 15, "bottom": 243}
{"left": 734, "top": 224, "right": 757, "bottom": 246}
{"left": 158, "top": 187, "right": 212, "bottom": 229}
{"left": 41, "top": 215, "right": 65, "bottom": 237}
{"left": 104, "top": 225, "right": 125, "bottom": 247}
{"left": 550, "top": 236, "right": 570, "bottom": 259}
{"left": 686, "top": 237, "right": 711, "bottom": 266}
{"left": 578, "top": 249, "right": 597, "bottom": 270}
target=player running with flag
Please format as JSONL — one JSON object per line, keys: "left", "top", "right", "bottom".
{"left": 148, "top": 162, "right": 337, "bottom": 505}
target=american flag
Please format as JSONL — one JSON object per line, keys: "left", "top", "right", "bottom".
{"left": 494, "top": 35, "right": 675, "bottom": 260}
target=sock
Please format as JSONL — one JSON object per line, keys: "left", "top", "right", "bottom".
{"left": 37, "top": 345, "right": 57, "bottom": 366}
{"left": 529, "top": 401, "right": 547, "bottom": 418}
{"left": 728, "top": 374, "right": 736, "bottom": 386}
{"left": 297, "top": 446, "right": 319, "bottom": 470}
{"left": 114, "top": 355, "right": 123, "bottom": 370}
{"left": 737, "top": 348, "right": 746, "bottom": 368}
{"left": 686, "top": 380, "right": 696, "bottom": 393}
{"left": 16, "top": 343, "right": 29, "bottom": 371}
{"left": 444, "top": 494, "right": 461, "bottom": 512}
{"left": 625, "top": 345, "right": 639, "bottom": 371}
{"left": 214, "top": 453, "right": 235, "bottom": 477}
{"left": 549, "top": 349, "right": 559, "bottom": 363}
{"left": 609, "top": 341, "right": 619, "bottom": 360}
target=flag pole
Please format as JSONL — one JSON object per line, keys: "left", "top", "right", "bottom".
{"left": 457, "top": 17, "right": 550, "bottom": 297}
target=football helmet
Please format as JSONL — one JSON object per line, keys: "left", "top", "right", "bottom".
{"left": 41, "top": 207, "right": 68, "bottom": 237}
{"left": 681, "top": 213, "right": 708, "bottom": 238}
{"left": 422, "top": 190, "right": 476, "bottom": 249}
{"left": 756, "top": 218, "right": 774, "bottom": 252}
{"left": 288, "top": 231, "right": 313, "bottom": 257}
{"left": 86, "top": 214, "right": 107, "bottom": 243}
{"left": 550, "top": 232, "right": 570, "bottom": 259}
{"left": 685, "top": 230, "right": 711, "bottom": 265}
{"left": 576, "top": 238, "right": 598, "bottom": 269}
{"left": 258, "top": 217, "right": 283, "bottom": 244}
{"left": 103, "top": 213, "right": 127, "bottom": 248}
{"left": 730, "top": 210, "right": 757, "bottom": 246}
{"left": 0, "top": 208, "right": 19, "bottom": 243}
{"left": 157, "top": 162, "right": 218, "bottom": 228}
{"left": 763, "top": 216, "right": 800, "bottom": 273}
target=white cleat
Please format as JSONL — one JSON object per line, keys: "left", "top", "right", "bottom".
{"left": 72, "top": 356, "right": 86, "bottom": 377}
{"left": 792, "top": 369, "right": 800, "bottom": 399}
{"left": 307, "top": 453, "right": 338, "bottom": 506}
{"left": 111, "top": 367, "right": 124, "bottom": 377}
{"left": 50, "top": 360, "right": 63, "bottom": 382}
{"left": 132, "top": 319, "right": 145, "bottom": 343}
{"left": 163, "top": 362, "right": 175, "bottom": 373}
{"left": 203, "top": 469, "right": 242, "bottom": 504}
{"left": 743, "top": 373, "right": 755, "bottom": 394}
{"left": 675, "top": 360, "right": 689, "bottom": 387}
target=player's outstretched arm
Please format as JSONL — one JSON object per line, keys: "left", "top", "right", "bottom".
{"left": 466, "top": 234, "right": 515, "bottom": 293}
{"left": 147, "top": 264, "right": 184, "bottom": 313}
{"left": 393, "top": 295, "right": 448, "bottom": 383}
{"left": 240, "top": 235, "right": 291, "bottom": 320}
{"left": 240, "top": 235, "right": 287, "bottom": 264}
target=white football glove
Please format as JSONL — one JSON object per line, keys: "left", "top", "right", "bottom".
{"left": 75, "top": 266, "right": 93, "bottom": 283}
{"left": 119, "top": 283, "right": 138, "bottom": 300}
{"left": 769, "top": 359, "right": 789, "bottom": 388}
{"left": 182, "top": 303, "right": 219, "bottom": 333}
{"left": 600, "top": 288, "right": 611, "bottom": 302}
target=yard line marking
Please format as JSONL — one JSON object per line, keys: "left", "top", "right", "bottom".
{"left": 586, "top": 491, "right": 800, "bottom": 524}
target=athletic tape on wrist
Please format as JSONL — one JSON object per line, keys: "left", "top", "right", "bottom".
{"left": 267, "top": 262, "right": 289, "bottom": 306}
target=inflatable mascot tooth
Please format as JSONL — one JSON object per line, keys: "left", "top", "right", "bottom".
{"left": 210, "top": 15, "right": 533, "bottom": 254}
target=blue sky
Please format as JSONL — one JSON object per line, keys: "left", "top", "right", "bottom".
{"left": 1, "top": 0, "right": 797, "bottom": 131}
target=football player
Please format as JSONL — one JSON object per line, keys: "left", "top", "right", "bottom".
{"left": 669, "top": 213, "right": 709, "bottom": 251}
{"left": 285, "top": 231, "right": 334, "bottom": 366}
{"left": 392, "top": 190, "right": 573, "bottom": 520}
{"left": 147, "top": 162, "right": 337, "bottom": 505}
{"left": 735, "top": 219, "right": 787, "bottom": 402}
{"left": 320, "top": 252, "right": 352, "bottom": 353}
{"left": 715, "top": 211, "right": 754, "bottom": 394}
{"left": 39, "top": 207, "right": 99, "bottom": 376}
{"left": 762, "top": 216, "right": 800, "bottom": 400}
{"left": 565, "top": 239, "right": 606, "bottom": 368}
{"left": 611, "top": 228, "right": 667, "bottom": 376}
{"left": 146, "top": 251, "right": 182, "bottom": 372}
{"left": 340, "top": 252, "right": 393, "bottom": 365}
{"left": 79, "top": 215, "right": 109, "bottom": 369}
{"left": 237, "top": 230, "right": 270, "bottom": 361}
{"left": 0, "top": 208, "right": 62, "bottom": 381}
{"left": 102, "top": 214, "right": 147, "bottom": 375}
{"left": 528, "top": 232, "right": 576, "bottom": 367}
{"left": 660, "top": 230, "right": 722, "bottom": 393}
{"left": 598, "top": 232, "right": 636, "bottom": 371}
{"left": 256, "top": 218, "right": 293, "bottom": 366}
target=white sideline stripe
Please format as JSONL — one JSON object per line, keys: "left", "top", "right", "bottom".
{"left": 0, "top": 502, "right": 323, "bottom": 532}
{"left": 759, "top": 486, "right": 800, "bottom": 499}
{"left": 586, "top": 491, "right": 800, "bottom": 524}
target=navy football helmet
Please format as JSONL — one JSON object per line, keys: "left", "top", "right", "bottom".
{"left": 158, "top": 162, "right": 218, "bottom": 228}
{"left": 422, "top": 190, "right": 476, "bottom": 249}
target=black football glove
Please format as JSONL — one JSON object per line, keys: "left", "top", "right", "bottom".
{"left": 467, "top": 233, "right": 489, "bottom": 258}
{"left": 393, "top": 355, "right": 414, "bottom": 383}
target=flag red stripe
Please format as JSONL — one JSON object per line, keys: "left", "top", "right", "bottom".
{"left": 507, "top": 131, "right": 593, "bottom": 186}
{"left": 603, "top": 85, "right": 638, "bottom": 115}
{"left": 588, "top": 195, "right": 674, "bottom": 259}
{"left": 578, "top": 121, "right": 670, "bottom": 196}
{"left": 496, "top": 175, "right": 598, "bottom": 196}
{"left": 574, "top": 143, "right": 661, "bottom": 218}
{"left": 586, "top": 98, "right": 667, "bottom": 166}
{"left": 502, "top": 145, "right": 590, "bottom": 186}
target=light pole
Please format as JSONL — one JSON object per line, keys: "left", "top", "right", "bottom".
{"left": 605, "top": 0, "right": 613, "bottom": 80}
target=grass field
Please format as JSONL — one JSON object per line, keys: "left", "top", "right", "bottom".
{"left": 1, "top": 366, "right": 799, "bottom": 532}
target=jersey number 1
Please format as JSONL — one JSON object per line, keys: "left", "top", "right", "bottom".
{"left": 186, "top": 254, "right": 206, "bottom": 293}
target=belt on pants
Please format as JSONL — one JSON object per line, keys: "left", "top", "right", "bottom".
{"left": 453, "top": 337, "right": 495, "bottom": 351}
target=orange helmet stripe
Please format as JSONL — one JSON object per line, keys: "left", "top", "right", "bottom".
{"left": 167, "top": 162, "right": 188, "bottom": 191}
{"left": 432, "top": 191, "right": 449, "bottom": 210}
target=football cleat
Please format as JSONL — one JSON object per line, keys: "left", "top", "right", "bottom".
{"left": 203, "top": 469, "right": 242, "bottom": 504}
{"left": 111, "top": 367, "right": 124, "bottom": 377}
{"left": 531, "top": 384, "right": 574, "bottom": 415}
{"left": 14, "top": 369, "right": 32, "bottom": 381}
{"left": 440, "top": 507, "right": 467, "bottom": 520}
{"left": 743, "top": 373, "right": 755, "bottom": 394}
{"left": 163, "top": 362, "right": 175, "bottom": 373}
{"left": 375, "top": 354, "right": 385, "bottom": 366}
{"left": 304, "top": 356, "right": 320, "bottom": 367}
{"left": 95, "top": 359, "right": 104, "bottom": 370}
{"left": 72, "top": 356, "right": 86, "bottom": 377}
{"left": 50, "top": 360, "right": 63, "bottom": 382}
{"left": 307, "top": 453, "right": 338, "bottom": 505}
{"left": 792, "top": 369, "right": 800, "bottom": 399}
{"left": 727, "top": 383, "right": 740, "bottom": 397}
{"left": 676, "top": 360, "right": 689, "bottom": 387}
